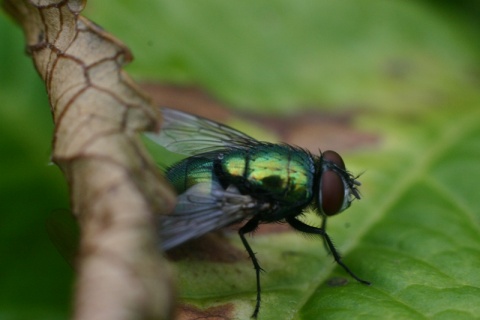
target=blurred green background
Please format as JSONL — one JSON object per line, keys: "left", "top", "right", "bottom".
{"left": 0, "top": 4, "right": 72, "bottom": 320}
{"left": 1, "top": 0, "right": 480, "bottom": 319}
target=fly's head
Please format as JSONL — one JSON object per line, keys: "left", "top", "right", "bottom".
{"left": 316, "top": 150, "right": 361, "bottom": 217}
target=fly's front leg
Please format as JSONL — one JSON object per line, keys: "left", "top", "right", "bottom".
{"left": 320, "top": 216, "right": 331, "bottom": 255}
{"left": 239, "top": 216, "right": 263, "bottom": 318}
{"left": 286, "top": 216, "right": 371, "bottom": 285}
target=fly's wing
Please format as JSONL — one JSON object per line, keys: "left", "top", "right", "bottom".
{"left": 159, "top": 181, "right": 268, "bottom": 250}
{"left": 146, "top": 107, "right": 260, "bottom": 156}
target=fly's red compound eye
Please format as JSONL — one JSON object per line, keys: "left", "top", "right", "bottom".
{"left": 320, "top": 168, "right": 345, "bottom": 215}
{"left": 322, "top": 150, "right": 345, "bottom": 170}
{"left": 319, "top": 150, "right": 347, "bottom": 216}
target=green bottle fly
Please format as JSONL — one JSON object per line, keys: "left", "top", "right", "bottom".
{"left": 146, "top": 107, "right": 370, "bottom": 318}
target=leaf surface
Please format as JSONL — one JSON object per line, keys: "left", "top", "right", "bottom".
{"left": 2, "top": 0, "right": 480, "bottom": 319}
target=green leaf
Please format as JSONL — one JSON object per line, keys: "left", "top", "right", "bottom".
{"left": 124, "top": 1, "right": 480, "bottom": 318}
{"left": 164, "top": 106, "right": 480, "bottom": 319}
{"left": 3, "top": 0, "right": 480, "bottom": 319}
{"left": 301, "top": 109, "right": 480, "bottom": 319}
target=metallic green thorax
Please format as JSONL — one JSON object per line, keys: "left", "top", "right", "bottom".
{"left": 166, "top": 144, "right": 315, "bottom": 212}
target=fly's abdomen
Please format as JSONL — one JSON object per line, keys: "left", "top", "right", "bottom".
{"left": 166, "top": 157, "right": 215, "bottom": 193}
{"left": 222, "top": 145, "right": 314, "bottom": 205}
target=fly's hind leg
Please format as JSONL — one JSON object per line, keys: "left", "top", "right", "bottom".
{"left": 239, "top": 216, "right": 263, "bottom": 318}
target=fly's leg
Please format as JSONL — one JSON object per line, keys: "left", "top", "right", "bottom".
{"left": 320, "top": 216, "right": 330, "bottom": 255}
{"left": 239, "top": 216, "right": 263, "bottom": 318}
{"left": 286, "top": 216, "right": 371, "bottom": 285}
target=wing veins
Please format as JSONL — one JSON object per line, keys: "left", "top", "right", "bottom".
{"left": 146, "top": 107, "right": 259, "bottom": 156}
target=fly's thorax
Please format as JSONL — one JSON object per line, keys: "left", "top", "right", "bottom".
{"left": 220, "top": 151, "right": 247, "bottom": 177}
{"left": 315, "top": 150, "right": 361, "bottom": 216}
{"left": 221, "top": 145, "right": 315, "bottom": 205}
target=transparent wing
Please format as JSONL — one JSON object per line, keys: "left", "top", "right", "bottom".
{"left": 146, "top": 107, "right": 260, "bottom": 156}
{"left": 159, "top": 181, "right": 269, "bottom": 250}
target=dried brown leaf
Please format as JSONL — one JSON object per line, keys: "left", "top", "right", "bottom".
{"left": 3, "top": 1, "right": 176, "bottom": 319}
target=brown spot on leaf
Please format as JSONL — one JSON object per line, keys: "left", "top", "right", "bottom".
{"left": 166, "top": 232, "right": 247, "bottom": 263}
{"left": 165, "top": 220, "right": 295, "bottom": 263}
{"left": 141, "top": 83, "right": 232, "bottom": 122}
{"left": 176, "top": 303, "right": 234, "bottom": 320}
{"left": 327, "top": 277, "right": 349, "bottom": 287}
{"left": 247, "top": 110, "right": 379, "bottom": 152}
{"left": 251, "top": 222, "right": 291, "bottom": 234}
